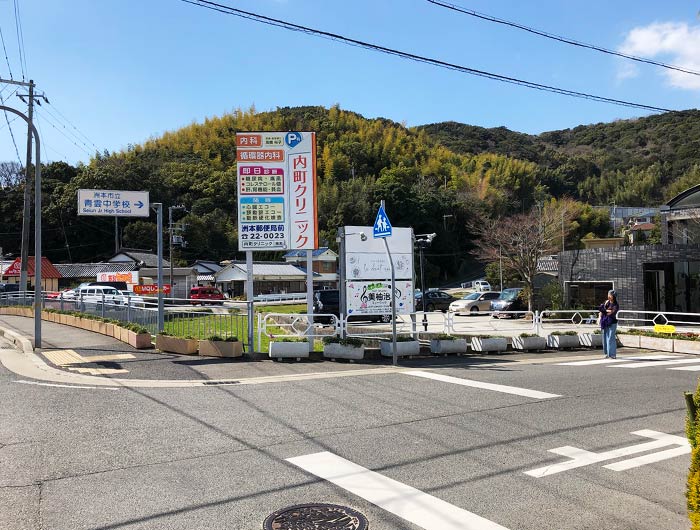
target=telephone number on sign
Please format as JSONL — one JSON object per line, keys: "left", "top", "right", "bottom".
{"left": 241, "top": 241, "right": 286, "bottom": 248}
{"left": 241, "top": 232, "right": 285, "bottom": 240}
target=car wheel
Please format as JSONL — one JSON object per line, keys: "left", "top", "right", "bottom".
{"left": 380, "top": 314, "right": 391, "bottom": 323}
{"left": 426, "top": 303, "right": 435, "bottom": 312}
{"left": 470, "top": 306, "right": 479, "bottom": 315}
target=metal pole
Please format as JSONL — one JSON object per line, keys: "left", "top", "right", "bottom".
{"left": 169, "top": 206, "right": 174, "bottom": 289}
{"left": 115, "top": 217, "right": 119, "bottom": 253}
{"left": 246, "top": 251, "right": 254, "bottom": 352}
{"left": 380, "top": 200, "right": 397, "bottom": 366}
{"left": 499, "top": 246, "right": 503, "bottom": 291}
{"left": 0, "top": 105, "right": 42, "bottom": 348}
{"left": 155, "top": 203, "right": 164, "bottom": 332}
{"left": 19, "top": 80, "right": 34, "bottom": 293}
{"left": 306, "top": 249, "right": 314, "bottom": 352}
{"left": 419, "top": 242, "right": 428, "bottom": 331}
{"left": 338, "top": 227, "right": 346, "bottom": 339}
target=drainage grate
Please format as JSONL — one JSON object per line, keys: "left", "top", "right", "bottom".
{"left": 263, "top": 503, "right": 369, "bottom": 530}
{"left": 202, "top": 380, "right": 240, "bottom": 386}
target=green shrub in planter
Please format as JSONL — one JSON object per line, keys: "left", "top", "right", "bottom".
{"left": 396, "top": 335, "right": 418, "bottom": 342}
{"left": 205, "top": 335, "right": 239, "bottom": 342}
{"left": 323, "top": 336, "right": 363, "bottom": 347}
{"left": 519, "top": 333, "right": 537, "bottom": 338}
{"left": 435, "top": 334, "right": 458, "bottom": 340}
{"left": 550, "top": 330, "right": 578, "bottom": 336}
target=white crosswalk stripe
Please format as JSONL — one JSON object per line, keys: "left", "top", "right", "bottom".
{"left": 556, "top": 354, "right": 700, "bottom": 372}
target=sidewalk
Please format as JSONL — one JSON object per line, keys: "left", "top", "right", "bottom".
{"left": 0, "top": 315, "right": 407, "bottom": 386}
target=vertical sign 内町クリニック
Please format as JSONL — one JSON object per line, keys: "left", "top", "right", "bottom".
{"left": 236, "top": 132, "right": 318, "bottom": 251}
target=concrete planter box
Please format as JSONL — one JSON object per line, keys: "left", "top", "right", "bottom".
{"left": 323, "top": 342, "right": 365, "bottom": 360}
{"left": 59, "top": 314, "right": 70, "bottom": 326}
{"left": 430, "top": 338, "right": 468, "bottom": 355}
{"left": 156, "top": 334, "right": 199, "bottom": 355}
{"left": 512, "top": 336, "right": 547, "bottom": 351}
{"left": 128, "top": 331, "right": 153, "bottom": 350}
{"left": 619, "top": 334, "right": 640, "bottom": 348}
{"left": 119, "top": 326, "right": 131, "bottom": 343}
{"left": 199, "top": 339, "right": 243, "bottom": 357}
{"left": 579, "top": 333, "right": 603, "bottom": 348}
{"left": 471, "top": 337, "right": 508, "bottom": 353}
{"left": 269, "top": 341, "right": 309, "bottom": 359}
{"left": 104, "top": 323, "right": 114, "bottom": 338}
{"left": 380, "top": 340, "right": 421, "bottom": 357}
{"left": 639, "top": 336, "right": 674, "bottom": 352}
{"left": 546, "top": 335, "right": 580, "bottom": 349}
{"left": 673, "top": 339, "right": 700, "bottom": 355}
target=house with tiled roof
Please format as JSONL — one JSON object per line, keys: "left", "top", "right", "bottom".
{"left": 1, "top": 256, "right": 62, "bottom": 291}
{"left": 282, "top": 247, "right": 338, "bottom": 288}
{"left": 215, "top": 262, "right": 315, "bottom": 297}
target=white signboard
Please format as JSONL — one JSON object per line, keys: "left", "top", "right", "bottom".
{"left": 236, "top": 132, "right": 318, "bottom": 251}
{"left": 78, "top": 189, "right": 149, "bottom": 217}
{"left": 346, "top": 253, "right": 413, "bottom": 280}
{"left": 346, "top": 280, "right": 414, "bottom": 315}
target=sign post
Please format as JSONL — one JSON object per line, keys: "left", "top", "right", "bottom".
{"left": 374, "top": 201, "right": 398, "bottom": 366}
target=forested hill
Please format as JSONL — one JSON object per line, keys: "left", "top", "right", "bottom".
{"left": 417, "top": 109, "right": 700, "bottom": 205}
{"left": 0, "top": 104, "right": 697, "bottom": 283}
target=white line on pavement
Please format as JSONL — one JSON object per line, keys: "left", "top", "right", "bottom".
{"left": 613, "top": 358, "right": 700, "bottom": 368}
{"left": 404, "top": 370, "right": 560, "bottom": 399}
{"left": 556, "top": 355, "right": 679, "bottom": 366}
{"left": 14, "top": 380, "right": 121, "bottom": 390}
{"left": 287, "top": 451, "right": 512, "bottom": 530}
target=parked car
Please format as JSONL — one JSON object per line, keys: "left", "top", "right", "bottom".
{"left": 473, "top": 280, "right": 492, "bottom": 292}
{"left": 47, "top": 288, "right": 77, "bottom": 300}
{"left": 449, "top": 291, "right": 501, "bottom": 315}
{"left": 189, "top": 286, "right": 225, "bottom": 305}
{"left": 415, "top": 290, "right": 457, "bottom": 312}
{"left": 0, "top": 283, "right": 20, "bottom": 293}
{"left": 117, "top": 290, "right": 147, "bottom": 308}
{"left": 490, "top": 287, "right": 527, "bottom": 318}
{"left": 313, "top": 289, "right": 391, "bottom": 323}
{"left": 75, "top": 285, "right": 123, "bottom": 308}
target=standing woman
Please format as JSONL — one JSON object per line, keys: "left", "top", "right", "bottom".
{"left": 599, "top": 289, "right": 620, "bottom": 358}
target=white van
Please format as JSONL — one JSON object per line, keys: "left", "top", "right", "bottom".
{"left": 76, "top": 285, "right": 122, "bottom": 307}
{"left": 473, "top": 280, "right": 492, "bottom": 292}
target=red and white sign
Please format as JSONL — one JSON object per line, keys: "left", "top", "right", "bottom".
{"left": 236, "top": 131, "right": 318, "bottom": 251}
{"left": 133, "top": 284, "right": 171, "bottom": 295}
{"left": 97, "top": 271, "right": 139, "bottom": 287}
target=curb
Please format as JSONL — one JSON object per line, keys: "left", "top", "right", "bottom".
{"left": 0, "top": 326, "right": 34, "bottom": 354}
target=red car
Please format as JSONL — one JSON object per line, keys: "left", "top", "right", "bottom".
{"left": 189, "top": 286, "right": 224, "bottom": 305}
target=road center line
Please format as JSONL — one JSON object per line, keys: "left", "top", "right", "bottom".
{"left": 404, "top": 370, "right": 560, "bottom": 399}
{"left": 287, "top": 451, "right": 511, "bottom": 530}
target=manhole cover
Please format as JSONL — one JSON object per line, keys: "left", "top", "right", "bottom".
{"left": 263, "top": 503, "right": 369, "bottom": 530}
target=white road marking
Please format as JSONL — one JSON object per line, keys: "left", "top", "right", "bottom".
{"left": 614, "top": 358, "right": 700, "bottom": 368}
{"left": 287, "top": 451, "right": 511, "bottom": 530}
{"left": 669, "top": 365, "right": 700, "bottom": 371}
{"left": 404, "top": 370, "right": 560, "bottom": 399}
{"left": 556, "top": 355, "right": 678, "bottom": 366}
{"left": 525, "top": 430, "right": 689, "bottom": 478}
{"left": 14, "top": 380, "right": 121, "bottom": 390}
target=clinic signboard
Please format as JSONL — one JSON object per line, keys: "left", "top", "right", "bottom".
{"left": 236, "top": 132, "right": 318, "bottom": 251}
{"left": 77, "top": 189, "right": 149, "bottom": 217}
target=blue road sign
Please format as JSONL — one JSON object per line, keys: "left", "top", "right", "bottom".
{"left": 373, "top": 204, "right": 393, "bottom": 238}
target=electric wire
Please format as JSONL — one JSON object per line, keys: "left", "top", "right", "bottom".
{"left": 12, "top": 0, "right": 26, "bottom": 80}
{"left": 42, "top": 102, "right": 100, "bottom": 152}
{"left": 0, "top": 88, "right": 22, "bottom": 163}
{"left": 426, "top": 0, "right": 700, "bottom": 77}
{"left": 34, "top": 107, "right": 93, "bottom": 157}
{"left": 179, "top": 0, "right": 673, "bottom": 113}
{"left": 0, "top": 24, "right": 14, "bottom": 79}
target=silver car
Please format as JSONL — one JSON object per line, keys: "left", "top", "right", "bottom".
{"left": 449, "top": 291, "right": 501, "bottom": 315}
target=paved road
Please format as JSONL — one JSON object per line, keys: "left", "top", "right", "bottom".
{"left": 0, "top": 316, "right": 696, "bottom": 529}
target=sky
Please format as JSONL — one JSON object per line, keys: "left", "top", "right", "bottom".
{"left": 1, "top": 0, "right": 699, "bottom": 166}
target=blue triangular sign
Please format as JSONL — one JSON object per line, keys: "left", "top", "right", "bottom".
{"left": 373, "top": 204, "right": 393, "bottom": 238}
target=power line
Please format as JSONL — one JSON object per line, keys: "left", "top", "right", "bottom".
{"left": 180, "top": 0, "right": 673, "bottom": 113}
{"left": 34, "top": 107, "right": 93, "bottom": 157}
{"left": 43, "top": 101, "right": 100, "bottom": 152}
{"left": 0, "top": 24, "right": 14, "bottom": 79}
{"left": 426, "top": 0, "right": 700, "bottom": 78}
{"left": 12, "top": 0, "right": 26, "bottom": 80}
{"left": 0, "top": 87, "right": 22, "bottom": 163}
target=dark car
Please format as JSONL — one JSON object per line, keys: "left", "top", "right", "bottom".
{"left": 415, "top": 290, "right": 457, "bottom": 312}
{"left": 490, "top": 287, "right": 527, "bottom": 318}
{"left": 313, "top": 289, "right": 390, "bottom": 323}
{"left": 0, "top": 283, "right": 20, "bottom": 293}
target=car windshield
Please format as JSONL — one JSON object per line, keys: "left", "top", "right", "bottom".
{"left": 499, "top": 288, "right": 521, "bottom": 302}
{"left": 463, "top": 292, "right": 480, "bottom": 301}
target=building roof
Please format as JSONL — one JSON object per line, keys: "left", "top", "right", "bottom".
{"left": 283, "top": 247, "right": 336, "bottom": 258}
{"left": 54, "top": 262, "right": 138, "bottom": 279}
{"left": 108, "top": 250, "right": 169, "bottom": 268}
{"left": 630, "top": 222, "right": 655, "bottom": 231}
{"left": 191, "top": 260, "right": 223, "bottom": 274}
{"left": 2, "top": 257, "right": 62, "bottom": 278}
{"left": 667, "top": 184, "right": 700, "bottom": 210}
{"left": 215, "top": 261, "right": 315, "bottom": 281}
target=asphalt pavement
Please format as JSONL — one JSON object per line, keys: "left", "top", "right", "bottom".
{"left": 0, "top": 314, "right": 697, "bottom": 530}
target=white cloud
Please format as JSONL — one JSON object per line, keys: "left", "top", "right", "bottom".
{"left": 618, "top": 22, "right": 700, "bottom": 90}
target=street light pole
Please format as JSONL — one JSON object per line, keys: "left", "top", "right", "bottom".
{"left": 415, "top": 233, "right": 436, "bottom": 332}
